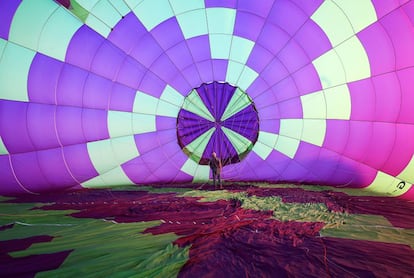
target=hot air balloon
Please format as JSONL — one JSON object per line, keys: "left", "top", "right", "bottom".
{"left": 0, "top": 0, "right": 413, "bottom": 200}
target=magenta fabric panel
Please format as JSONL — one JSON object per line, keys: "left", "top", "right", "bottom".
{"left": 397, "top": 67, "right": 414, "bottom": 124}
{"left": 348, "top": 78, "right": 376, "bottom": 121}
{"left": 323, "top": 120, "right": 350, "bottom": 155}
{"left": 381, "top": 124, "right": 414, "bottom": 176}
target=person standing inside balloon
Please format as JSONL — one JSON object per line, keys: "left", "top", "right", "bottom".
{"left": 209, "top": 152, "right": 223, "bottom": 189}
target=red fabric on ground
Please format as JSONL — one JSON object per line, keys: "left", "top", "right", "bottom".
{"left": 0, "top": 235, "right": 72, "bottom": 277}
{"left": 4, "top": 187, "right": 414, "bottom": 276}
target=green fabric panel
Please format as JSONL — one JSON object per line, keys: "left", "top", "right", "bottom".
{"left": 183, "top": 127, "right": 215, "bottom": 163}
{"left": 182, "top": 89, "right": 214, "bottom": 121}
{"left": 221, "top": 88, "right": 252, "bottom": 121}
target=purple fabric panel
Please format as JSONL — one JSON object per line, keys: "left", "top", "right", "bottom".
{"left": 260, "top": 119, "right": 280, "bottom": 134}
{"left": 56, "top": 106, "right": 85, "bottom": 146}
{"left": 63, "top": 143, "right": 98, "bottom": 183}
{"left": 0, "top": 155, "right": 25, "bottom": 195}
{"left": 258, "top": 104, "right": 281, "bottom": 120}
{"left": 116, "top": 56, "right": 146, "bottom": 89}
{"left": 236, "top": 0, "right": 273, "bottom": 18}
{"left": 196, "top": 60, "right": 214, "bottom": 84}
{"left": 372, "top": 0, "right": 404, "bottom": 19}
{"left": 380, "top": 8, "right": 414, "bottom": 70}
{"left": 66, "top": 25, "right": 104, "bottom": 69}
{"left": 397, "top": 67, "right": 414, "bottom": 124}
{"left": 288, "top": 0, "right": 324, "bottom": 17}
{"left": 336, "top": 156, "right": 377, "bottom": 188}
{"left": 272, "top": 77, "right": 299, "bottom": 103}
{"left": 130, "top": 32, "right": 163, "bottom": 68}
{"left": 260, "top": 58, "right": 289, "bottom": 87}
{"left": 37, "top": 148, "right": 77, "bottom": 188}
{"left": 0, "top": 0, "right": 21, "bottom": 39}
{"left": 212, "top": 59, "right": 228, "bottom": 82}
{"left": 155, "top": 129, "right": 177, "bottom": 146}
{"left": 296, "top": 142, "right": 339, "bottom": 184}
{"left": 244, "top": 153, "right": 281, "bottom": 181}
{"left": 82, "top": 109, "right": 109, "bottom": 141}
{"left": 83, "top": 74, "right": 111, "bottom": 110}
{"left": 177, "top": 110, "right": 213, "bottom": 146}
{"left": 279, "top": 159, "right": 313, "bottom": 182}
{"left": 294, "top": 20, "right": 332, "bottom": 60}
{"left": 323, "top": 120, "right": 350, "bottom": 155}
{"left": 246, "top": 77, "right": 269, "bottom": 99}
{"left": 196, "top": 82, "right": 235, "bottom": 119}
{"left": 166, "top": 41, "right": 194, "bottom": 71}
{"left": 372, "top": 73, "right": 401, "bottom": 122}
{"left": 403, "top": 1, "right": 414, "bottom": 25}
{"left": 11, "top": 152, "right": 52, "bottom": 193}
{"left": 247, "top": 44, "right": 274, "bottom": 73}
{"left": 253, "top": 89, "right": 278, "bottom": 109}
{"left": 150, "top": 54, "right": 179, "bottom": 83}
{"left": 278, "top": 40, "right": 310, "bottom": 73}
{"left": 169, "top": 73, "right": 192, "bottom": 95}
{"left": 0, "top": 100, "right": 34, "bottom": 154}
{"left": 291, "top": 64, "right": 322, "bottom": 96}
{"left": 203, "top": 127, "right": 238, "bottom": 164}
{"left": 156, "top": 116, "right": 177, "bottom": 131}
{"left": 151, "top": 150, "right": 188, "bottom": 181}
{"left": 277, "top": 98, "right": 302, "bottom": 119}
{"left": 267, "top": 0, "right": 307, "bottom": 36}
{"left": 90, "top": 41, "right": 126, "bottom": 81}
{"left": 348, "top": 78, "right": 376, "bottom": 121}
{"left": 223, "top": 106, "right": 259, "bottom": 142}
{"left": 109, "top": 83, "right": 136, "bottom": 112}
{"left": 205, "top": 0, "right": 237, "bottom": 9}
{"left": 28, "top": 54, "right": 63, "bottom": 104}
{"left": 26, "top": 103, "right": 59, "bottom": 150}
{"left": 343, "top": 121, "right": 373, "bottom": 163}
{"left": 234, "top": 153, "right": 261, "bottom": 180}
{"left": 150, "top": 17, "right": 184, "bottom": 50}
{"left": 312, "top": 148, "right": 342, "bottom": 184}
{"left": 181, "top": 64, "right": 203, "bottom": 89}
{"left": 107, "top": 12, "right": 147, "bottom": 54}
{"left": 364, "top": 123, "right": 396, "bottom": 170}
{"left": 357, "top": 23, "right": 395, "bottom": 76}
{"left": 233, "top": 11, "right": 266, "bottom": 41}
{"left": 135, "top": 132, "right": 160, "bottom": 154}
{"left": 56, "top": 63, "right": 87, "bottom": 107}
{"left": 256, "top": 23, "right": 290, "bottom": 55}
{"left": 382, "top": 124, "right": 414, "bottom": 176}
{"left": 122, "top": 156, "right": 153, "bottom": 183}
{"left": 186, "top": 35, "right": 211, "bottom": 62}
{"left": 138, "top": 71, "right": 165, "bottom": 98}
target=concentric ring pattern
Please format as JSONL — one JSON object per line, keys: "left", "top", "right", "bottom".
{"left": 0, "top": 0, "right": 413, "bottom": 199}
{"left": 177, "top": 82, "right": 259, "bottom": 166}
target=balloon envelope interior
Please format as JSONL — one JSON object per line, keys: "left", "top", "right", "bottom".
{"left": 0, "top": 0, "right": 413, "bottom": 199}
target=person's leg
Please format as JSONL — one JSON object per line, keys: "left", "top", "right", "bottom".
{"left": 218, "top": 173, "right": 222, "bottom": 189}
{"left": 212, "top": 169, "right": 217, "bottom": 187}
